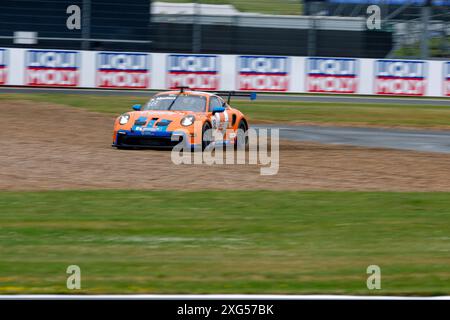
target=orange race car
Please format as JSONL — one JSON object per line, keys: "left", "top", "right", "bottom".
{"left": 112, "top": 87, "right": 256, "bottom": 149}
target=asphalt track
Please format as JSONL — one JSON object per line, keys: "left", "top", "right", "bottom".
{"left": 2, "top": 86, "right": 450, "bottom": 153}
{"left": 254, "top": 124, "right": 450, "bottom": 154}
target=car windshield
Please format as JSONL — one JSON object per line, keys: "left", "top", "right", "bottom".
{"left": 144, "top": 94, "right": 207, "bottom": 112}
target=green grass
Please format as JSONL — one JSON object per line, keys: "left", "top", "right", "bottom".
{"left": 160, "top": 0, "right": 303, "bottom": 15}
{"left": 1, "top": 93, "right": 450, "bottom": 129}
{"left": 0, "top": 190, "right": 449, "bottom": 294}
{"left": 394, "top": 36, "right": 450, "bottom": 59}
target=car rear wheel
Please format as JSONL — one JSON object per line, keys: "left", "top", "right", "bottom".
{"left": 236, "top": 120, "right": 248, "bottom": 149}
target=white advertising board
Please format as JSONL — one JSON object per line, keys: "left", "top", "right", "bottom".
{"left": 0, "top": 47, "right": 448, "bottom": 97}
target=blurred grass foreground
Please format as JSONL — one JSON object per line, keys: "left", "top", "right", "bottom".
{"left": 0, "top": 190, "right": 449, "bottom": 295}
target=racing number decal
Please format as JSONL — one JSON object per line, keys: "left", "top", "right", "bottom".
{"left": 211, "top": 110, "right": 231, "bottom": 143}
{"left": 212, "top": 113, "right": 220, "bottom": 129}
{"left": 222, "top": 110, "right": 229, "bottom": 130}
{"left": 212, "top": 110, "right": 229, "bottom": 130}
{"left": 210, "top": 96, "right": 231, "bottom": 141}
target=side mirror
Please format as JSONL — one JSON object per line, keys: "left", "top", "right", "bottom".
{"left": 212, "top": 106, "right": 225, "bottom": 114}
{"left": 132, "top": 104, "right": 142, "bottom": 111}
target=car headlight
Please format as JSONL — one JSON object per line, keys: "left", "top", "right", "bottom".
{"left": 181, "top": 115, "right": 195, "bottom": 126}
{"left": 119, "top": 114, "right": 130, "bottom": 125}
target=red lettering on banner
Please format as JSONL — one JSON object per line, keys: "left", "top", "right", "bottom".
{"left": 0, "top": 68, "right": 6, "bottom": 85}
{"left": 239, "top": 75, "right": 288, "bottom": 91}
{"left": 307, "top": 76, "right": 357, "bottom": 93}
{"left": 445, "top": 80, "right": 450, "bottom": 97}
{"left": 26, "top": 69, "right": 78, "bottom": 86}
{"left": 97, "top": 71, "right": 148, "bottom": 88}
{"left": 375, "top": 78, "right": 425, "bottom": 96}
{"left": 168, "top": 73, "right": 218, "bottom": 90}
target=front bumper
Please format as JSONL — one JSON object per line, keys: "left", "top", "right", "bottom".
{"left": 113, "top": 130, "right": 197, "bottom": 149}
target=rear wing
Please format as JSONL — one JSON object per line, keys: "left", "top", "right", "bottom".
{"left": 214, "top": 91, "right": 257, "bottom": 104}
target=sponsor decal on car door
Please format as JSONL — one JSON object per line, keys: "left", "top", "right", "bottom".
{"left": 210, "top": 96, "right": 230, "bottom": 141}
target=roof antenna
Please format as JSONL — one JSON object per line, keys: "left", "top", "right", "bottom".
{"left": 176, "top": 86, "right": 191, "bottom": 93}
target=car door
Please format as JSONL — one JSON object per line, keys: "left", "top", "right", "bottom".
{"left": 209, "top": 96, "right": 230, "bottom": 138}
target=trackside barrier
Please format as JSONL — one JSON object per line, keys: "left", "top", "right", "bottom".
{"left": 0, "top": 47, "right": 448, "bottom": 97}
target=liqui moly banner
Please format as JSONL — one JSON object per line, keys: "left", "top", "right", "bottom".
{"left": 0, "top": 49, "right": 7, "bottom": 85}
{"left": 96, "top": 52, "right": 150, "bottom": 89}
{"left": 25, "top": 50, "right": 79, "bottom": 86}
{"left": 306, "top": 58, "right": 358, "bottom": 93}
{"left": 375, "top": 60, "right": 427, "bottom": 96}
{"left": 444, "top": 62, "right": 450, "bottom": 97}
{"left": 167, "top": 54, "right": 219, "bottom": 90}
{"left": 1, "top": 47, "right": 448, "bottom": 97}
{"left": 237, "top": 56, "right": 289, "bottom": 91}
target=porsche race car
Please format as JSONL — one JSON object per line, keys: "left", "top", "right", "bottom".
{"left": 112, "top": 87, "right": 256, "bottom": 149}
